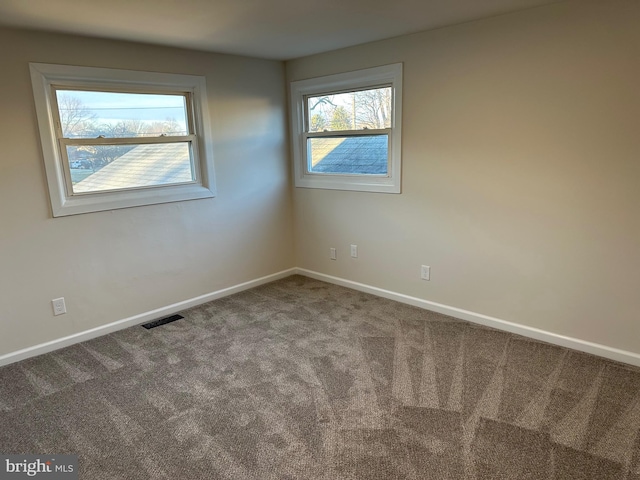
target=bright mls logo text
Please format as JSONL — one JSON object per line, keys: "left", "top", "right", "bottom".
{"left": 1, "top": 455, "right": 77, "bottom": 479}
{"left": 5, "top": 458, "right": 54, "bottom": 476}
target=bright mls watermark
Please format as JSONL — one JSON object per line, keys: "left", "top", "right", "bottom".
{"left": 0, "top": 456, "right": 77, "bottom": 479}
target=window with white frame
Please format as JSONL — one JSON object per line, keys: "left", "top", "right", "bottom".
{"left": 290, "top": 63, "right": 402, "bottom": 193}
{"left": 29, "top": 63, "right": 216, "bottom": 217}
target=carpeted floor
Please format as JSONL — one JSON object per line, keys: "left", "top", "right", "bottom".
{"left": 2, "top": 275, "right": 640, "bottom": 479}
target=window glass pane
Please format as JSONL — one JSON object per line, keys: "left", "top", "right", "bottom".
{"left": 307, "top": 135, "right": 388, "bottom": 175}
{"left": 68, "top": 143, "right": 194, "bottom": 193}
{"left": 307, "top": 87, "right": 391, "bottom": 133}
{"left": 55, "top": 90, "right": 189, "bottom": 139}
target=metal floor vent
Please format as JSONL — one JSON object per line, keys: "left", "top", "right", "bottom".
{"left": 141, "top": 314, "right": 184, "bottom": 329}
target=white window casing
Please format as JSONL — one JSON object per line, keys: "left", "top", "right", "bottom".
{"left": 290, "top": 63, "right": 403, "bottom": 193}
{"left": 30, "top": 63, "right": 217, "bottom": 217}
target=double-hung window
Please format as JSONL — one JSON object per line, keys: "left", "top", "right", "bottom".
{"left": 30, "top": 63, "right": 216, "bottom": 217}
{"left": 290, "top": 63, "right": 402, "bottom": 193}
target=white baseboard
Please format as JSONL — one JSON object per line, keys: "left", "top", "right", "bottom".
{"left": 295, "top": 268, "right": 640, "bottom": 367}
{"left": 3, "top": 266, "right": 639, "bottom": 368}
{"left": 0, "top": 268, "right": 297, "bottom": 367}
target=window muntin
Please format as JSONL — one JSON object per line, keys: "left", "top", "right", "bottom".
{"left": 30, "top": 63, "right": 216, "bottom": 217}
{"left": 290, "top": 64, "right": 402, "bottom": 193}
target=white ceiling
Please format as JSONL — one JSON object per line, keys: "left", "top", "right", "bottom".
{"left": 0, "top": 0, "right": 560, "bottom": 60}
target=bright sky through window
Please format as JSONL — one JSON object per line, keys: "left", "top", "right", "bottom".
{"left": 55, "top": 90, "right": 188, "bottom": 138}
{"left": 306, "top": 87, "right": 392, "bottom": 133}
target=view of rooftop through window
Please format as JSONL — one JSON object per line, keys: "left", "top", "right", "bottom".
{"left": 54, "top": 90, "right": 194, "bottom": 190}
{"left": 307, "top": 135, "right": 388, "bottom": 175}
{"left": 306, "top": 86, "right": 392, "bottom": 132}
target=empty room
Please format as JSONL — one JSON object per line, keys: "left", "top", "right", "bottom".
{"left": 1, "top": 0, "right": 639, "bottom": 478}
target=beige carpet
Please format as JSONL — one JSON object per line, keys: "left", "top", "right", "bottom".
{"left": 1, "top": 275, "right": 640, "bottom": 479}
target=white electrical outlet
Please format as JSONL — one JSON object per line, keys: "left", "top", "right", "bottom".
{"left": 52, "top": 297, "right": 67, "bottom": 316}
{"left": 350, "top": 244, "right": 358, "bottom": 258}
{"left": 421, "top": 265, "right": 431, "bottom": 281}
{"left": 330, "top": 248, "right": 337, "bottom": 260}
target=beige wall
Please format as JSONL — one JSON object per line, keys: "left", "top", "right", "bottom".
{"left": 287, "top": 0, "right": 640, "bottom": 353}
{"left": 0, "top": 28, "right": 294, "bottom": 356}
{"left": 2, "top": 0, "right": 639, "bottom": 360}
